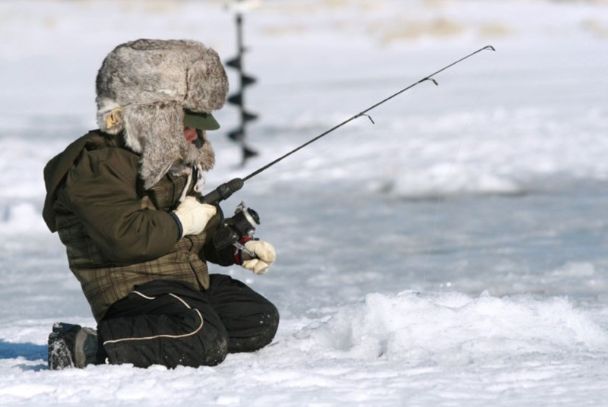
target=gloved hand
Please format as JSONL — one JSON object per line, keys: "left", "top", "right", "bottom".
{"left": 172, "top": 196, "right": 217, "bottom": 237}
{"left": 241, "top": 240, "right": 276, "bottom": 275}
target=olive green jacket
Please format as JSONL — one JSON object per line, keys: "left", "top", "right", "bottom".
{"left": 43, "top": 130, "right": 231, "bottom": 321}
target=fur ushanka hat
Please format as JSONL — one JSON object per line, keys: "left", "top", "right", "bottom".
{"left": 95, "top": 39, "right": 228, "bottom": 189}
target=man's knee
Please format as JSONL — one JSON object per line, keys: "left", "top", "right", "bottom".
{"left": 261, "top": 301, "right": 280, "bottom": 346}
{"left": 229, "top": 301, "right": 280, "bottom": 353}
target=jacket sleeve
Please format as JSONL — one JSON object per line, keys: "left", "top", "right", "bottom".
{"left": 201, "top": 235, "right": 237, "bottom": 266}
{"left": 61, "top": 148, "right": 180, "bottom": 264}
{"left": 199, "top": 208, "right": 238, "bottom": 267}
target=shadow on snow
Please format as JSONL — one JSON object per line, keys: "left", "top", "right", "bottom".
{"left": 0, "top": 339, "right": 46, "bottom": 362}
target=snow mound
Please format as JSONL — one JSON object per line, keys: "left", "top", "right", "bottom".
{"left": 310, "top": 291, "right": 608, "bottom": 364}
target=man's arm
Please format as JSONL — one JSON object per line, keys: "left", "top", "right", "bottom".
{"left": 61, "top": 148, "right": 180, "bottom": 264}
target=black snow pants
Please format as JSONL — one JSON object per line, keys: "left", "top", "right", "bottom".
{"left": 97, "top": 274, "right": 279, "bottom": 368}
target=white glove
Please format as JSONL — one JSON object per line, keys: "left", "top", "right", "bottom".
{"left": 241, "top": 240, "right": 276, "bottom": 275}
{"left": 172, "top": 196, "right": 217, "bottom": 237}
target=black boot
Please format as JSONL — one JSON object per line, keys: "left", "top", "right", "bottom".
{"left": 48, "top": 322, "right": 99, "bottom": 370}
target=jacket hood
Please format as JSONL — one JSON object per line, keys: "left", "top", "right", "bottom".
{"left": 42, "top": 131, "right": 117, "bottom": 232}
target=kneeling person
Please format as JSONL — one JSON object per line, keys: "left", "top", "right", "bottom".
{"left": 43, "top": 39, "right": 279, "bottom": 369}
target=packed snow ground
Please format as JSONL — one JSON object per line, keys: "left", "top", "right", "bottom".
{"left": 1, "top": 0, "right": 608, "bottom": 405}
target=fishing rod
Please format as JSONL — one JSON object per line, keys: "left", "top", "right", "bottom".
{"left": 204, "top": 45, "right": 495, "bottom": 256}
{"left": 203, "top": 45, "right": 495, "bottom": 205}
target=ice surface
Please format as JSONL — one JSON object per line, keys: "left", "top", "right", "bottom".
{"left": 1, "top": 0, "right": 608, "bottom": 405}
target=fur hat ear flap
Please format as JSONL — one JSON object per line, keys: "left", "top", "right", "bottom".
{"left": 96, "top": 98, "right": 124, "bottom": 135}
{"left": 123, "top": 102, "right": 184, "bottom": 189}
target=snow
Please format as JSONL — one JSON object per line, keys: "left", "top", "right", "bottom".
{"left": 1, "top": 0, "right": 608, "bottom": 405}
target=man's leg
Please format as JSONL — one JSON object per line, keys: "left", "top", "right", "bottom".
{"left": 206, "top": 274, "right": 279, "bottom": 353}
{"left": 98, "top": 280, "right": 228, "bottom": 368}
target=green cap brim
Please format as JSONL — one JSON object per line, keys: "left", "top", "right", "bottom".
{"left": 184, "top": 109, "right": 220, "bottom": 130}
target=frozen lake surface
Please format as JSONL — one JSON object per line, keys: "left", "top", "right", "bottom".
{"left": 1, "top": 0, "right": 608, "bottom": 405}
